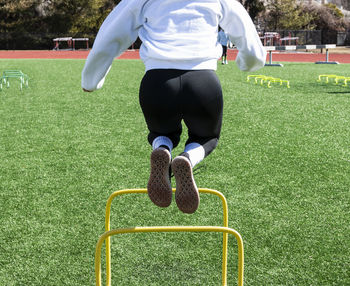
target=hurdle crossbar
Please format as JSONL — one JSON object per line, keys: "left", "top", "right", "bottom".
{"left": 265, "top": 44, "right": 338, "bottom": 67}
{"left": 96, "top": 188, "right": 243, "bottom": 286}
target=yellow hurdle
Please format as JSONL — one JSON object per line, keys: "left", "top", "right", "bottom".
{"left": 317, "top": 74, "right": 350, "bottom": 86}
{"left": 334, "top": 76, "right": 346, "bottom": 84}
{"left": 317, "top": 74, "right": 338, "bottom": 83}
{"left": 95, "top": 188, "right": 244, "bottom": 286}
{"left": 246, "top": 74, "right": 266, "bottom": 83}
{"left": 247, "top": 75, "right": 290, "bottom": 88}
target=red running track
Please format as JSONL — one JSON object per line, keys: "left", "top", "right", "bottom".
{"left": 1, "top": 49, "right": 350, "bottom": 63}
{"left": 0, "top": 50, "right": 139, "bottom": 59}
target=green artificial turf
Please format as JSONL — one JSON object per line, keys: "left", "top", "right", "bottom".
{"left": 0, "top": 59, "right": 349, "bottom": 285}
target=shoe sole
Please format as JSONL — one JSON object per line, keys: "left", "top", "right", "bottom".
{"left": 147, "top": 148, "right": 172, "bottom": 208}
{"left": 172, "top": 156, "right": 199, "bottom": 214}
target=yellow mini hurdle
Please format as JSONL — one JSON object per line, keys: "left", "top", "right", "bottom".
{"left": 95, "top": 188, "right": 244, "bottom": 286}
{"left": 317, "top": 74, "right": 350, "bottom": 86}
{"left": 247, "top": 74, "right": 290, "bottom": 88}
{"left": 317, "top": 74, "right": 338, "bottom": 83}
{"left": 246, "top": 74, "right": 266, "bottom": 83}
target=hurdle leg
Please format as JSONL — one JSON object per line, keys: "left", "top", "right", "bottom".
{"left": 282, "top": 80, "right": 290, "bottom": 88}
{"left": 334, "top": 76, "right": 345, "bottom": 85}
{"left": 315, "top": 49, "right": 339, "bottom": 64}
{"left": 264, "top": 50, "right": 283, "bottom": 67}
{"left": 96, "top": 227, "right": 244, "bottom": 286}
{"left": 317, "top": 75, "right": 325, "bottom": 82}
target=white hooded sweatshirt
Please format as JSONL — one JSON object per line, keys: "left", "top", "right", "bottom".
{"left": 81, "top": 0, "right": 266, "bottom": 91}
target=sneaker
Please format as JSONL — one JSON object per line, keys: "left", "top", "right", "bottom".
{"left": 147, "top": 147, "right": 172, "bottom": 208}
{"left": 225, "top": 60, "right": 228, "bottom": 64}
{"left": 171, "top": 155, "right": 199, "bottom": 214}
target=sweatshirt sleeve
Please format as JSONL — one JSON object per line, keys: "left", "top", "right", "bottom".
{"left": 219, "top": 0, "right": 266, "bottom": 72}
{"left": 81, "top": 0, "right": 142, "bottom": 91}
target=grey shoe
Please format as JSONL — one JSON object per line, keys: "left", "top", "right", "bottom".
{"left": 171, "top": 155, "right": 199, "bottom": 214}
{"left": 147, "top": 148, "right": 172, "bottom": 208}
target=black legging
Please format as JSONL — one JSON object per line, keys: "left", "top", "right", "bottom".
{"left": 222, "top": 45, "right": 227, "bottom": 57}
{"left": 139, "top": 69, "right": 223, "bottom": 157}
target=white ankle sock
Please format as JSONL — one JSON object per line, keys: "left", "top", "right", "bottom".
{"left": 184, "top": 143, "right": 205, "bottom": 167}
{"left": 152, "top": 136, "right": 173, "bottom": 151}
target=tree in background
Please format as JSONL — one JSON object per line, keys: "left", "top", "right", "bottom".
{"left": 0, "top": 0, "right": 121, "bottom": 36}
{"left": 0, "top": 0, "right": 49, "bottom": 49}
{"left": 341, "top": 0, "right": 350, "bottom": 10}
{"left": 69, "top": 0, "right": 118, "bottom": 35}
{"left": 264, "top": 0, "right": 315, "bottom": 30}
{"left": 0, "top": 0, "right": 42, "bottom": 33}
{"left": 1, "top": 0, "right": 349, "bottom": 49}
{"left": 324, "top": 3, "right": 344, "bottom": 20}
{"left": 303, "top": 3, "right": 350, "bottom": 32}
{"left": 242, "top": 0, "right": 265, "bottom": 22}
{"left": 38, "top": 0, "right": 119, "bottom": 35}
{"left": 0, "top": 0, "right": 121, "bottom": 49}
